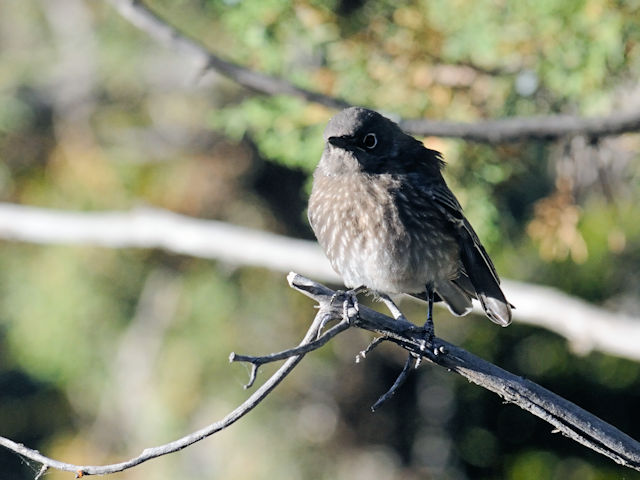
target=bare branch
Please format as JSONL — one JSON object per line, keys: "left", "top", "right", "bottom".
{"left": 34, "top": 465, "right": 48, "bottom": 480}
{"left": 399, "top": 111, "right": 640, "bottom": 142}
{"left": 2, "top": 273, "right": 639, "bottom": 475}
{"left": 355, "top": 335, "right": 387, "bottom": 363}
{"left": 105, "top": 0, "right": 640, "bottom": 142}
{"left": 105, "top": 0, "right": 349, "bottom": 110}
{"left": 370, "top": 353, "right": 415, "bottom": 412}
{"left": 229, "top": 318, "right": 350, "bottom": 388}
{"left": 0, "top": 296, "right": 331, "bottom": 477}
{"left": 287, "top": 273, "right": 640, "bottom": 471}
{"left": 0, "top": 202, "right": 637, "bottom": 362}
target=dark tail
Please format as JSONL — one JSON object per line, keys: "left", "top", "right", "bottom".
{"left": 458, "top": 226, "right": 512, "bottom": 326}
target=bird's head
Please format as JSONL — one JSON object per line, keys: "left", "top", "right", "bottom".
{"left": 318, "top": 107, "right": 432, "bottom": 176}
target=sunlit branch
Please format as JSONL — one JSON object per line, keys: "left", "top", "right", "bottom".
{"left": 1, "top": 202, "right": 638, "bottom": 362}
{"left": 287, "top": 273, "right": 640, "bottom": 471}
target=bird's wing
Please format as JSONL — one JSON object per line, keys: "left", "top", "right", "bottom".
{"left": 426, "top": 181, "right": 512, "bottom": 326}
{"left": 428, "top": 184, "right": 500, "bottom": 281}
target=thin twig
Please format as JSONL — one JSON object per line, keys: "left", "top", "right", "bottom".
{"left": 0, "top": 298, "right": 331, "bottom": 477}
{"left": 229, "top": 317, "right": 350, "bottom": 388}
{"left": 355, "top": 335, "right": 388, "bottom": 363}
{"left": 370, "top": 354, "right": 415, "bottom": 412}
{"left": 34, "top": 465, "right": 48, "bottom": 480}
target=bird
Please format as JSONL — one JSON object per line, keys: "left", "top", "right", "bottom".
{"left": 308, "top": 106, "right": 512, "bottom": 337}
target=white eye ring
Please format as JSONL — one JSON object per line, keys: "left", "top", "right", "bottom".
{"left": 363, "top": 133, "right": 377, "bottom": 149}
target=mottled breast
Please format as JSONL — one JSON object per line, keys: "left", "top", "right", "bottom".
{"left": 309, "top": 172, "right": 459, "bottom": 294}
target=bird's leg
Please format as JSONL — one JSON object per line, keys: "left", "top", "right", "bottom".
{"left": 423, "top": 285, "right": 435, "bottom": 341}
{"left": 415, "top": 285, "right": 436, "bottom": 368}
{"left": 378, "top": 293, "right": 409, "bottom": 322}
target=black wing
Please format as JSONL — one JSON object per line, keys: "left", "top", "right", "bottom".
{"left": 427, "top": 181, "right": 512, "bottom": 326}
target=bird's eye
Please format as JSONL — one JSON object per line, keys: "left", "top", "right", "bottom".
{"left": 362, "top": 133, "right": 378, "bottom": 149}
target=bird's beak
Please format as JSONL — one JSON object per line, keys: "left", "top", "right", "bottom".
{"left": 327, "top": 136, "right": 353, "bottom": 149}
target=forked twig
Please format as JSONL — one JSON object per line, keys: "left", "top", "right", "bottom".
{"left": 229, "top": 317, "right": 350, "bottom": 388}
{"left": 0, "top": 289, "right": 334, "bottom": 477}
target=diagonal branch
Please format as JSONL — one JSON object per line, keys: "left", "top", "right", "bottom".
{"left": 286, "top": 273, "right": 640, "bottom": 471}
{"left": 106, "top": 0, "right": 640, "bottom": 142}
{"left": 105, "top": 0, "right": 350, "bottom": 110}
{"left": 0, "top": 296, "right": 332, "bottom": 477}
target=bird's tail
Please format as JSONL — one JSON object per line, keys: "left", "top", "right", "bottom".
{"left": 436, "top": 281, "right": 473, "bottom": 316}
{"left": 458, "top": 228, "right": 512, "bottom": 326}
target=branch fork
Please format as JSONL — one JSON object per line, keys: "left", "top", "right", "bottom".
{"left": 1, "top": 273, "right": 639, "bottom": 477}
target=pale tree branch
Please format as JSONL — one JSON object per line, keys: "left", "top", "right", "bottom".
{"left": 106, "top": 0, "right": 640, "bottom": 142}
{"left": 2, "top": 273, "right": 639, "bottom": 477}
{"left": 0, "top": 202, "right": 638, "bottom": 361}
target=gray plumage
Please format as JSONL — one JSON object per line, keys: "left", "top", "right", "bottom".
{"left": 308, "top": 107, "right": 512, "bottom": 326}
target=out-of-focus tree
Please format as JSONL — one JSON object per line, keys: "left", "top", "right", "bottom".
{"left": 0, "top": 0, "right": 639, "bottom": 479}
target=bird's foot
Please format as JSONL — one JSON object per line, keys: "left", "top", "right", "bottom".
{"left": 340, "top": 289, "right": 361, "bottom": 324}
{"left": 415, "top": 319, "right": 436, "bottom": 368}
{"left": 324, "top": 287, "right": 363, "bottom": 336}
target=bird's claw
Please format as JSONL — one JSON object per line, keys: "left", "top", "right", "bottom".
{"left": 333, "top": 289, "right": 360, "bottom": 324}
{"left": 321, "top": 289, "right": 360, "bottom": 338}
{"left": 415, "top": 323, "right": 436, "bottom": 368}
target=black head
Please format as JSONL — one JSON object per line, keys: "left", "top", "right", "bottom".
{"left": 319, "top": 107, "right": 438, "bottom": 175}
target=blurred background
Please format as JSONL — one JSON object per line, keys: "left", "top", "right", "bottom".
{"left": 1, "top": 0, "right": 640, "bottom": 479}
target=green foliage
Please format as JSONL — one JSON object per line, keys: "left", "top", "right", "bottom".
{"left": 210, "top": 96, "right": 327, "bottom": 172}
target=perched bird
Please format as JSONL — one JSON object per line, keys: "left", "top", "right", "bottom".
{"left": 308, "top": 107, "right": 512, "bottom": 334}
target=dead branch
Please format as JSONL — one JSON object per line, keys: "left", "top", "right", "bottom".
{"left": 399, "top": 111, "right": 640, "bottom": 142}
{"left": 1, "top": 273, "right": 639, "bottom": 476}
{"left": 0, "top": 292, "right": 332, "bottom": 477}
{"left": 285, "top": 273, "right": 640, "bottom": 471}
{"left": 105, "top": 0, "right": 349, "bottom": 110}
{"left": 106, "top": 0, "right": 640, "bottom": 142}
{"left": 0, "top": 202, "right": 638, "bottom": 362}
